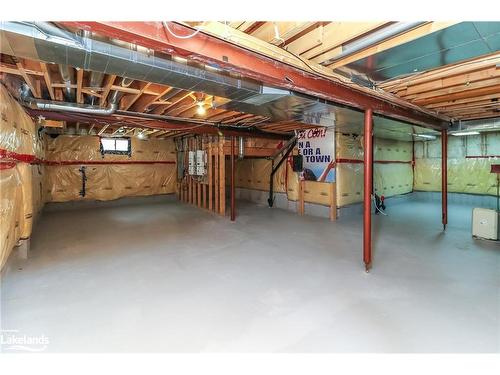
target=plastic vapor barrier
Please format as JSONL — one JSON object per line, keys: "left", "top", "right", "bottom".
{"left": 0, "top": 84, "right": 45, "bottom": 269}
{"left": 0, "top": 85, "right": 44, "bottom": 158}
{"left": 0, "top": 167, "right": 22, "bottom": 268}
{"left": 414, "top": 133, "right": 499, "bottom": 196}
{"left": 235, "top": 158, "right": 287, "bottom": 193}
{"left": 336, "top": 134, "right": 413, "bottom": 206}
{"left": 45, "top": 135, "right": 177, "bottom": 202}
{"left": 45, "top": 164, "right": 176, "bottom": 202}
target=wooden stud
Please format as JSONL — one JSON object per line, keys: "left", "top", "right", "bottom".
{"left": 219, "top": 136, "right": 226, "bottom": 215}
{"left": 39, "top": 63, "right": 55, "bottom": 100}
{"left": 16, "top": 61, "right": 40, "bottom": 98}
{"left": 100, "top": 74, "right": 116, "bottom": 105}
{"left": 197, "top": 181, "right": 201, "bottom": 207}
{"left": 208, "top": 137, "right": 213, "bottom": 212}
{"left": 214, "top": 142, "right": 219, "bottom": 212}
{"left": 121, "top": 82, "right": 152, "bottom": 110}
{"left": 76, "top": 68, "right": 84, "bottom": 103}
{"left": 298, "top": 179, "right": 305, "bottom": 216}
{"left": 329, "top": 183, "right": 337, "bottom": 221}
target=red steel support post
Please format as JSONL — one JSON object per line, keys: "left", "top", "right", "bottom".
{"left": 230, "top": 136, "right": 236, "bottom": 221}
{"left": 441, "top": 129, "right": 448, "bottom": 230}
{"left": 363, "top": 109, "right": 373, "bottom": 272}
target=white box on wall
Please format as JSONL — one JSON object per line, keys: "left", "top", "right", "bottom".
{"left": 472, "top": 208, "right": 498, "bottom": 240}
{"left": 188, "top": 151, "right": 195, "bottom": 175}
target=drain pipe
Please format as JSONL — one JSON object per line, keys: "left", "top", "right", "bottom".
{"left": 238, "top": 136, "right": 244, "bottom": 160}
{"left": 322, "top": 22, "right": 426, "bottom": 65}
{"left": 31, "top": 99, "right": 117, "bottom": 115}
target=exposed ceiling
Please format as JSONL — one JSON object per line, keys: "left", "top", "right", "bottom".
{"left": 0, "top": 21, "right": 499, "bottom": 141}
{"left": 222, "top": 21, "right": 500, "bottom": 122}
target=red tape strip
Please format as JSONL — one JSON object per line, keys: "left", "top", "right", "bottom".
{"left": 1, "top": 148, "right": 176, "bottom": 166}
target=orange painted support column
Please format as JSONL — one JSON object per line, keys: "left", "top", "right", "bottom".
{"left": 441, "top": 129, "right": 448, "bottom": 230}
{"left": 230, "top": 136, "right": 236, "bottom": 221}
{"left": 363, "top": 108, "right": 373, "bottom": 272}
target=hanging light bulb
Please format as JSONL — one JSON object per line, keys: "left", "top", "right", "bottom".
{"left": 196, "top": 101, "right": 206, "bottom": 116}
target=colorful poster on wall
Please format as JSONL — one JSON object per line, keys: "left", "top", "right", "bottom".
{"left": 296, "top": 128, "right": 335, "bottom": 182}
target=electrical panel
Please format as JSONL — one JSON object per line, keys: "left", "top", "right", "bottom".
{"left": 188, "top": 151, "right": 195, "bottom": 175}
{"left": 472, "top": 208, "right": 498, "bottom": 240}
{"left": 196, "top": 150, "right": 206, "bottom": 176}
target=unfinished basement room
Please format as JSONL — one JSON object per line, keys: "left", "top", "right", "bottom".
{"left": 1, "top": 11, "right": 499, "bottom": 366}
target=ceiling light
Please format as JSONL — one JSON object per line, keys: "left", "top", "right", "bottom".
{"left": 196, "top": 101, "right": 206, "bottom": 115}
{"left": 451, "top": 131, "right": 480, "bottom": 136}
{"left": 137, "top": 131, "right": 147, "bottom": 139}
{"left": 413, "top": 133, "right": 436, "bottom": 140}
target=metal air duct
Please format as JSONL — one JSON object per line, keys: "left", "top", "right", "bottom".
{"left": 58, "top": 64, "right": 75, "bottom": 102}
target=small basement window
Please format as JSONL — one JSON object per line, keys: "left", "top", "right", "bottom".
{"left": 100, "top": 137, "right": 131, "bottom": 156}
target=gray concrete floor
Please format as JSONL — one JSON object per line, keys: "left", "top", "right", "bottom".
{"left": 1, "top": 196, "right": 499, "bottom": 352}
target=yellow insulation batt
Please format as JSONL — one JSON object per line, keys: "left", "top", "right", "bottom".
{"left": 45, "top": 135, "right": 177, "bottom": 202}
{"left": 45, "top": 164, "right": 176, "bottom": 202}
{"left": 17, "top": 163, "right": 45, "bottom": 239}
{"left": 235, "top": 158, "right": 287, "bottom": 193}
{"left": 0, "top": 84, "right": 45, "bottom": 270}
{"left": 46, "top": 135, "right": 176, "bottom": 162}
{"left": 0, "top": 166, "right": 22, "bottom": 269}
{"left": 336, "top": 134, "right": 414, "bottom": 206}
{"left": 414, "top": 132, "right": 499, "bottom": 196}
{"left": 235, "top": 157, "right": 337, "bottom": 206}
{"left": 414, "top": 158, "right": 499, "bottom": 195}
{"left": 0, "top": 85, "right": 44, "bottom": 158}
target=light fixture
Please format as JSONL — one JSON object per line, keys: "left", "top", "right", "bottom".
{"left": 137, "top": 131, "right": 147, "bottom": 139}
{"left": 413, "top": 133, "right": 436, "bottom": 140}
{"left": 196, "top": 101, "right": 206, "bottom": 116}
{"left": 451, "top": 131, "right": 480, "bottom": 136}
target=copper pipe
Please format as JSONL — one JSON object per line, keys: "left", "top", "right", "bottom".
{"left": 363, "top": 109, "right": 373, "bottom": 272}
{"left": 230, "top": 136, "right": 236, "bottom": 221}
{"left": 441, "top": 129, "right": 448, "bottom": 230}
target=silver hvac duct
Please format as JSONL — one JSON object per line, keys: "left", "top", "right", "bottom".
{"left": 450, "top": 117, "right": 500, "bottom": 133}
{"left": 88, "top": 71, "right": 105, "bottom": 105}
{"left": 0, "top": 21, "right": 262, "bottom": 102}
{"left": 321, "top": 22, "right": 426, "bottom": 66}
{"left": 89, "top": 71, "right": 105, "bottom": 90}
{"left": 108, "top": 77, "right": 134, "bottom": 105}
{"left": 31, "top": 99, "right": 117, "bottom": 115}
{"left": 0, "top": 21, "right": 338, "bottom": 126}
{"left": 238, "top": 136, "right": 244, "bottom": 159}
{"left": 58, "top": 64, "right": 75, "bottom": 102}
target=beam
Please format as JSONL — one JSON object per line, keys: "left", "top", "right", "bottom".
{"left": 16, "top": 62, "right": 40, "bottom": 98}
{"left": 39, "top": 63, "right": 55, "bottom": 100}
{"left": 25, "top": 107, "right": 288, "bottom": 139}
{"left": 60, "top": 21, "right": 448, "bottom": 130}
{"left": 230, "top": 136, "right": 236, "bottom": 221}
{"left": 363, "top": 109, "right": 373, "bottom": 272}
{"left": 100, "top": 74, "right": 116, "bottom": 105}
{"left": 76, "top": 68, "right": 83, "bottom": 103}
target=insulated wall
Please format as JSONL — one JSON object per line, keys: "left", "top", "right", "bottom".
{"left": 0, "top": 84, "right": 45, "bottom": 269}
{"left": 336, "top": 134, "right": 413, "bottom": 206}
{"left": 45, "top": 135, "right": 177, "bottom": 202}
{"left": 414, "top": 132, "right": 499, "bottom": 195}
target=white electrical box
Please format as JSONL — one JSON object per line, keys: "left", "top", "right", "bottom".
{"left": 472, "top": 208, "right": 498, "bottom": 240}
{"left": 188, "top": 151, "right": 195, "bottom": 175}
{"left": 196, "top": 150, "right": 206, "bottom": 176}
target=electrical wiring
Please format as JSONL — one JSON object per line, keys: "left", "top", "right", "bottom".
{"left": 372, "top": 194, "right": 388, "bottom": 216}
{"left": 162, "top": 21, "right": 204, "bottom": 39}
